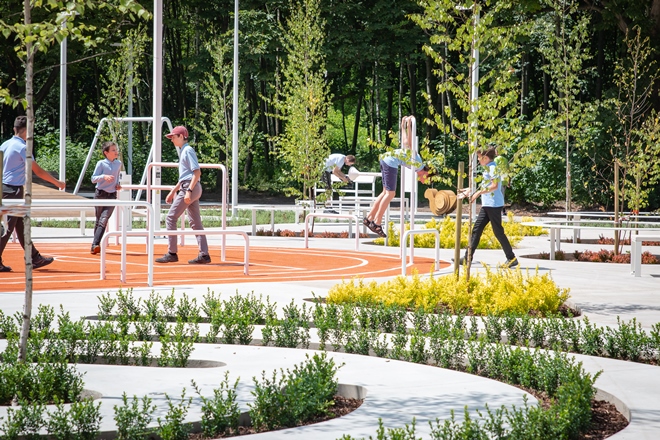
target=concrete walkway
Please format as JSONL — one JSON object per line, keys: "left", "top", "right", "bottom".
{"left": 1, "top": 216, "right": 659, "bottom": 439}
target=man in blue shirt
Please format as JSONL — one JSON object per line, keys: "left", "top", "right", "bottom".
{"left": 460, "top": 147, "right": 517, "bottom": 268}
{"left": 0, "top": 116, "right": 66, "bottom": 272}
{"left": 155, "top": 125, "right": 211, "bottom": 264}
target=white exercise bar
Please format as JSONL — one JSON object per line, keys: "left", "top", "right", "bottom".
{"left": 401, "top": 229, "right": 440, "bottom": 276}
{"left": 304, "top": 213, "right": 360, "bottom": 251}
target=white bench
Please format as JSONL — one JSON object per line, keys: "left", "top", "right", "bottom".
{"left": 304, "top": 213, "right": 360, "bottom": 251}
{"left": 314, "top": 173, "right": 380, "bottom": 203}
{"left": 630, "top": 235, "right": 660, "bottom": 277}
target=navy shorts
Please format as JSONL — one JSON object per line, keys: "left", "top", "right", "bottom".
{"left": 380, "top": 161, "right": 398, "bottom": 191}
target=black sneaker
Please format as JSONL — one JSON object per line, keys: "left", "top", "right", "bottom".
{"left": 0, "top": 264, "right": 12, "bottom": 272}
{"left": 323, "top": 209, "right": 339, "bottom": 214}
{"left": 188, "top": 254, "right": 211, "bottom": 264}
{"left": 504, "top": 257, "right": 519, "bottom": 268}
{"left": 91, "top": 245, "right": 100, "bottom": 255}
{"left": 33, "top": 255, "right": 54, "bottom": 269}
{"left": 156, "top": 253, "right": 179, "bottom": 263}
{"left": 452, "top": 256, "right": 471, "bottom": 265}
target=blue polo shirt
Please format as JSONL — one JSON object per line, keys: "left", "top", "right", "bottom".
{"left": 178, "top": 144, "right": 200, "bottom": 182}
{"left": 480, "top": 162, "right": 504, "bottom": 207}
{"left": 380, "top": 149, "right": 424, "bottom": 171}
{"left": 1, "top": 135, "right": 27, "bottom": 186}
{"left": 91, "top": 158, "right": 122, "bottom": 193}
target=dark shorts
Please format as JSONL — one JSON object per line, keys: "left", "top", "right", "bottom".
{"left": 380, "top": 161, "right": 398, "bottom": 191}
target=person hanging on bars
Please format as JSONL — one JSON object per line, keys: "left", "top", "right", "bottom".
{"left": 155, "top": 125, "right": 211, "bottom": 265}
{"left": 363, "top": 148, "right": 429, "bottom": 238}
{"left": 363, "top": 117, "right": 431, "bottom": 238}
{"left": 0, "top": 115, "right": 65, "bottom": 272}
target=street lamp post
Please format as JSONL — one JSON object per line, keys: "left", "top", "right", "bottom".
{"left": 456, "top": 4, "right": 480, "bottom": 219}
{"left": 231, "top": 0, "right": 239, "bottom": 217}
{"left": 468, "top": 8, "right": 479, "bottom": 219}
{"left": 59, "top": 17, "right": 71, "bottom": 190}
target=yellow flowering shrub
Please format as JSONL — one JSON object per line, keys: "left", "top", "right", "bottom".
{"left": 374, "top": 214, "right": 536, "bottom": 249}
{"left": 326, "top": 267, "right": 570, "bottom": 317}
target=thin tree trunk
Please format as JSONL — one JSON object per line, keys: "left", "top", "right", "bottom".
{"left": 407, "top": 59, "right": 417, "bottom": 120}
{"left": 444, "top": 43, "right": 454, "bottom": 135}
{"left": 351, "top": 92, "right": 363, "bottom": 155}
{"left": 375, "top": 61, "right": 381, "bottom": 143}
{"left": 425, "top": 55, "right": 437, "bottom": 140}
{"left": 398, "top": 62, "right": 403, "bottom": 127}
{"left": 18, "top": 0, "right": 35, "bottom": 368}
{"left": 544, "top": 71, "right": 550, "bottom": 111}
{"left": 341, "top": 99, "right": 349, "bottom": 149}
{"left": 385, "top": 63, "right": 395, "bottom": 147}
{"left": 351, "top": 64, "right": 366, "bottom": 155}
{"left": 521, "top": 52, "right": 529, "bottom": 117}
{"left": 595, "top": 29, "right": 605, "bottom": 100}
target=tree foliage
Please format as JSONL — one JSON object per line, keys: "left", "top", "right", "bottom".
{"left": 273, "top": 0, "right": 330, "bottom": 200}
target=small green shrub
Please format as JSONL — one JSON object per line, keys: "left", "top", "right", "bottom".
{"left": 249, "top": 352, "right": 342, "bottom": 431}
{"left": 192, "top": 372, "right": 241, "bottom": 438}
{"left": 113, "top": 393, "right": 157, "bottom": 440}
{"left": 157, "top": 389, "right": 192, "bottom": 440}
{"left": 47, "top": 399, "right": 102, "bottom": 440}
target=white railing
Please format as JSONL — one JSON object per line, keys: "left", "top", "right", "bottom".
{"left": 401, "top": 229, "right": 440, "bottom": 276}
{"left": 304, "top": 213, "right": 360, "bottom": 251}
{"left": 2, "top": 199, "right": 155, "bottom": 285}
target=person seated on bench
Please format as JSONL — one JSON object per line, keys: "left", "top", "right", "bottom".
{"left": 363, "top": 149, "right": 429, "bottom": 238}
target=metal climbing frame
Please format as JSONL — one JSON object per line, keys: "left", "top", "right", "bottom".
{"left": 73, "top": 116, "right": 174, "bottom": 200}
{"left": 399, "top": 115, "right": 420, "bottom": 263}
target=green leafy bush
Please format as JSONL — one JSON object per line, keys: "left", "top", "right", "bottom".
{"left": 113, "top": 393, "right": 156, "bottom": 440}
{"left": 192, "top": 372, "right": 241, "bottom": 437}
{"left": 249, "top": 352, "right": 342, "bottom": 431}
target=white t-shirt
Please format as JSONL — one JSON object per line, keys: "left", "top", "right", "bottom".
{"left": 324, "top": 154, "right": 346, "bottom": 172}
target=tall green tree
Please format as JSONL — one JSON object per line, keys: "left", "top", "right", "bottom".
{"left": 0, "top": 0, "right": 148, "bottom": 365}
{"left": 608, "top": 26, "right": 659, "bottom": 212}
{"left": 413, "top": 0, "right": 523, "bottom": 272}
{"left": 536, "top": 0, "right": 592, "bottom": 212}
{"left": 273, "top": 0, "right": 331, "bottom": 200}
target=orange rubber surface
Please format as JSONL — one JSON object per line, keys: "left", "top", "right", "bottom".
{"left": 0, "top": 242, "right": 449, "bottom": 292}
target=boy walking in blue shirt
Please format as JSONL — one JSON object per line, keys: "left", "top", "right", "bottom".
{"left": 155, "top": 126, "right": 211, "bottom": 264}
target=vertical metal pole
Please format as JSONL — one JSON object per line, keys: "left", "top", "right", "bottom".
{"left": 128, "top": 52, "right": 134, "bottom": 176}
{"left": 231, "top": 0, "right": 239, "bottom": 217}
{"left": 469, "top": 10, "right": 480, "bottom": 220}
{"left": 152, "top": 0, "right": 163, "bottom": 220}
{"left": 59, "top": 26, "right": 67, "bottom": 188}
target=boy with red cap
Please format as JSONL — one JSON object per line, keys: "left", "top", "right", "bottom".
{"left": 156, "top": 125, "right": 211, "bottom": 264}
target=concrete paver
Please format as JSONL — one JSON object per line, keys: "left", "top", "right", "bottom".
{"left": 2, "top": 216, "right": 660, "bottom": 438}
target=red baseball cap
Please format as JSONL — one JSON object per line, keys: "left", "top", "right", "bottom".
{"left": 165, "top": 125, "right": 188, "bottom": 139}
